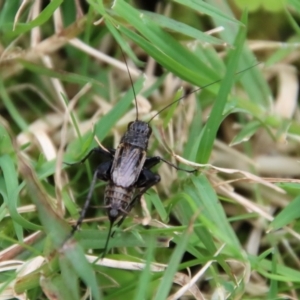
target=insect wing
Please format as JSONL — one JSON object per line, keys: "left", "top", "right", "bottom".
{"left": 111, "top": 145, "right": 146, "bottom": 187}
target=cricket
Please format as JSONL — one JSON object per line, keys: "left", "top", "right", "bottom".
{"left": 64, "top": 50, "right": 201, "bottom": 255}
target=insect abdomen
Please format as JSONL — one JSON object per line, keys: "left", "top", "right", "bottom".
{"left": 104, "top": 184, "right": 134, "bottom": 220}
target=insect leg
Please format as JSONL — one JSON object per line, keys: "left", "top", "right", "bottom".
{"left": 65, "top": 147, "right": 115, "bottom": 166}
{"left": 64, "top": 161, "right": 112, "bottom": 242}
{"left": 144, "top": 156, "right": 161, "bottom": 169}
{"left": 146, "top": 156, "right": 196, "bottom": 173}
{"left": 136, "top": 168, "right": 161, "bottom": 190}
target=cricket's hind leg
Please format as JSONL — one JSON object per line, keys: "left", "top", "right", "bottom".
{"left": 145, "top": 156, "right": 196, "bottom": 173}
{"left": 63, "top": 161, "right": 112, "bottom": 244}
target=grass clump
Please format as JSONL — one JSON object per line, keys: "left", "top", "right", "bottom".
{"left": 0, "top": 0, "right": 300, "bottom": 299}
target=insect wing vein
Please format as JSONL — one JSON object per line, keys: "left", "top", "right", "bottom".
{"left": 112, "top": 146, "right": 146, "bottom": 187}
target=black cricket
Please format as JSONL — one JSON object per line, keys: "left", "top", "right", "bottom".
{"left": 66, "top": 53, "right": 196, "bottom": 255}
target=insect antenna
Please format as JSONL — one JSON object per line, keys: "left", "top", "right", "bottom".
{"left": 147, "top": 63, "right": 261, "bottom": 124}
{"left": 119, "top": 47, "right": 139, "bottom": 121}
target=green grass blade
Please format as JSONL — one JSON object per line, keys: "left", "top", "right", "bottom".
{"left": 18, "top": 156, "right": 70, "bottom": 247}
{"left": 40, "top": 272, "right": 80, "bottom": 300}
{"left": 133, "top": 236, "right": 156, "bottom": 300}
{"left": 61, "top": 245, "right": 102, "bottom": 300}
{"left": 118, "top": 25, "right": 219, "bottom": 91}
{"left": 230, "top": 119, "right": 262, "bottom": 146}
{"left": 20, "top": 60, "right": 103, "bottom": 87}
{"left": 172, "top": 0, "right": 242, "bottom": 25}
{"left": 0, "top": 80, "right": 28, "bottom": 130}
{"left": 110, "top": 0, "right": 219, "bottom": 84}
{"left": 0, "top": 154, "right": 40, "bottom": 231}
{"left": 59, "top": 258, "right": 80, "bottom": 300}
{"left": 105, "top": 20, "right": 144, "bottom": 67}
{"left": 191, "top": 175, "right": 241, "bottom": 250}
{"left": 269, "top": 194, "right": 300, "bottom": 230}
{"left": 174, "top": 189, "right": 216, "bottom": 253}
{"left": 268, "top": 248, "right": 278, "bottom": 299}
{"left": 143, "top": 11, "right": 224, "bottom": 45}
{"left": 4, "top": 0, "right": 63, "bottom": 38}
{"left": 196, "top": 11, "right": 247, "bottom": 163}
{"left": 146, "top": 190, "right": 168, "bottom": 222}
{"left": 153, "top": 227, "right": 192, "bottom": 300}
{"left": 0, "top": 1, "right": 16, "bottom": 26}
